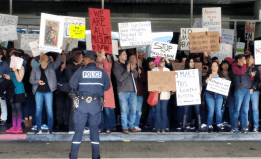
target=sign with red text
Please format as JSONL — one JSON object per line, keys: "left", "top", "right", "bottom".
{"left": 245, "top": 22, "right": 255, "bottom": 41}
{"left": 202, "top": 7, "right": 221, "bottom": 35}
{"left": 207, "top": 78, "right": 231, "bottom": 96}
{"left": 89, "top": 8, "right": 112, "bottom": 54}
{"left": 254, "top": 41, "right": 261, "bottom": 65}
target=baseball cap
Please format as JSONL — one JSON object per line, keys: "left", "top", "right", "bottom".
{"left": 84, "top": 50, "right": 97, "bottom": 60}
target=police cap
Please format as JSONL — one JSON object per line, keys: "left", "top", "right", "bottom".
{"left": 84, "top": 50, "right": 97, "bottom": 60}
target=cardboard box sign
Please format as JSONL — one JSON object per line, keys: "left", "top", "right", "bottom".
{"left": 148, "top": 71, "right": 176, "bottom": 92}
{"left": 171, "top": 62, "right": 202, "bottom": 73}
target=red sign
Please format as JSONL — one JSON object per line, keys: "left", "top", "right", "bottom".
{"left": 89, "top": 8, "right": 112, "bottom": 54}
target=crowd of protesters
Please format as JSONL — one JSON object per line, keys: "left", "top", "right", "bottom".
{"left": 0, "top": 40, "right": 260, "bottom": 134}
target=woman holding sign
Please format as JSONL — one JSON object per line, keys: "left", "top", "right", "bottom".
{"left": 204, "top": 61, "right": 225, "bottom": 133}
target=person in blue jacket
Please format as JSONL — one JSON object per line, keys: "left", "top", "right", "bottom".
{"left": 69, "top": 51, "right": 111, "bottom": 159}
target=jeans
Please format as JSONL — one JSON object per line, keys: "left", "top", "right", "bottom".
{"left": 152, "top": 96, "right": 169, "bottom": 130}
{"left": 233, "top": 89, "right": 250, "bottom": 131}
{"left": 22, "top": 93, "right": 36, "bottom": 125}
{"left": 135, "top": 96, "right": 143, "bottom": 127}
{"left": 55, "top": 92, "right": 71, "bottom": 127}
{"left": 227, "top": 94, "right": 235, "bottom": 125}
{"left": 146, "top": 106, "right": 155, "bottom": 128}
{"left": 184, "top": 105, "right": 200, "bottom": 116}
{"left": 177, "top": 106, "right": 184, "bottom": 124}
{"left": 35, "top": 91, "right": 54, "bottom": 130}
{"left": 118, "top": 92, "right": 137, "bottom": 130}
{"left": 0, "top": 98, "right": 7, "bottom": 121}
{"left": 249, "top": 91, "right": 259, "bottom": 128}
{"left": 205, "top": 92, "right": 223, "bottom": 127}
{"left": 99, "top": 107, "right": 116, "bottom": 131}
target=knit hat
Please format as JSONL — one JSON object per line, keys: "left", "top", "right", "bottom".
{"left": 225, "top": 57, "right": 233, "bottom": 65}
{"left": 154, "top": 56, "right": 162, "bottom": 66}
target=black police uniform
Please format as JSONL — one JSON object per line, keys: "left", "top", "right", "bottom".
{"left": 69, "top": 51, "right": 111, "bottom": 159}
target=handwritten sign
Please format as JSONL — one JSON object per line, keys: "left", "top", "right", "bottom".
{"left": 206, "top": 78, "right": 231, "bottom": 96}
{"left": 0, "top": 14, "right": 18, "bottom": 26}
{"left": 245, "top": 22, "right": 255, "bottom": 41}
{"left": 211, "top": 43, "right": 233, "bottom": 63}
{"left": 172, "top": 62, "right": 185, "bottom": 71}
{"left": 10, "top": 56, "right": 24, "bottom": 70}
{"left": 62, "top": 38, "right": 78, "bottom": 51}
{"left": 254, "top": 41, "right": 261, "bottom": 65}
{"left": 148, "top": 71, "right": 176, "bottom": 92}
{"left": 63, "top": 16, "right": 85, "bottom": 38}
{"left": 193, "top": 19, "right": 203, "bottom": 28}
{"left": 175, "top": 69, "right": 201, "bottom": 106}
{"left": 21, "top": 34, "right": 39, "bottom": 51}
{"left": 189, "top": 31, "right": 219, "bottom": 53}
{"left": 118, "top": 21, "right": 152, "bottom": 47}
{"left": 29, "top": 40, "right": 48, "bottom": 57}
{"left": 86, "top": 36, "right": 118, "bottom": 55}
{"left": 150, "top": 41, "right": 177, "bottom": 60}
{"left": 202, "top": 7, "right": 221, "bottom": 35}
{"left": 69, "top": 25, "right": 85, "bottom": 39}
{"left": 221, "top": 29, "right": 234, "bottom": 45}
{"left": 89, "top": 8, "right": 112, "bottom": 54}
{"left": 180, "top": 28, "right": 208, "bottom": 50}
{"left": 235, "top": 42, "right": 245, "bottom": 56}
{"left": 0, "top": 25, "right": 18, "bottom": 41}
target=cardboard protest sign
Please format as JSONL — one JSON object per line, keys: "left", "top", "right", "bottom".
{"left": 29, "top": 40, "right": 48, "bottom": 57}
{"left": 206, "top": 78, "right": 231, "bottom": 96}
{"left": 211, "top": 43, "right": 233, "bottom": 63}
{"left": 150, "top": 41, "right": 177, "bottom": 60}
{"left": 89, "top": 8, "right": 112, "bottom": 54}
{"left": 62, "top": 38, "right": 78, "bottom": 51}
{"left": 63, "top": 16, "right": 85, "bottom": 38}
{"left": 0, "top": 25, "right": 18, "bottom": 41}
{"left": 193, "top": 19, "right": 203, "bottom": 28}
{"left": 245, "top": 22, "right": 255, "bottom": 41}
{"left": 118, "top": 21, "right": 152, "bottom": 47}
{"left": 148, "top": 71, "right": 176, "bottom": 92}
{"left": 195, "top": 62, "right": 203, "bottom": 73}
{"left": 180, "top": 28, "right": 208, "bottom": 50}
{"left": 10, "top": 56, "right": 24, "bottom": 70}
{"left": 21, "top": 34, "right": 39, "bottom": 51}
{"left": 221, "top": 29, "right": 234, "bottom": 45}
{"left": 39, "top": 13, "right": 65, "bottom": 53}
{"left": 254, "top": 41, "right": 261, "bottom": 65}
{"left": 0, "top": 14, "right": 18, "bottom": 26}
{"left": 202, "top": 7, "right": 221, "bottom": 35}
{"left": 235, "top": 42, "right": 245, "bottom": 56}
{"left": 189, "top": 31, "right": 219, "bottom": 53}
{"left": 175, "top": 69, "right": 201, "bottom": 106}
{"left": 172, "top": 62, "right": 185, "bottom": 71}
{"left": 69, "top": 25, "right": 85, "bottom": 39}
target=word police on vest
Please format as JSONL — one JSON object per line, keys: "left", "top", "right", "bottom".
{"left": 83, "top": 71, "right": 102, "bottom": 78}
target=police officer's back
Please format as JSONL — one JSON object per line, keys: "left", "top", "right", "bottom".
{"left": 69, "top": 51, "right": 110, "bottom": 159}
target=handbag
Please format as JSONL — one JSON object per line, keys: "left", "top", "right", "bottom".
{"left": 147, "top": 91, "right": 159, "bottom": 106}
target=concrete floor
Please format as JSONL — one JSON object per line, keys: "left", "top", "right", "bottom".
{"left": 0, "top": 141, "right": 261, "bottom": 158}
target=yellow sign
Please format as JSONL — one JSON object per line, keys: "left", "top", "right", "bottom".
{"left": 69, "top": 25, "right": 85, "bottom": 39}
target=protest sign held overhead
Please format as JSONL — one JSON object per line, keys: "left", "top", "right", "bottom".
{"left": 221, "top": 29, "right": 234, "bottom": 45}
{"left": 10, "top": 56, "right": 24, "bottom": 70}
{"left": 69, "top": 25, "right": 85, "bottom": 39}
{"left": 150, "top": 41, "right": 177, "bottom": 60}
{"left": 207, "top": 78, "right": 231, "bottom": 96}
{"left": 29, "top": 40, "right": 48, "bottom": 57}
{"left": 235, "top": 42, "right": 245, "bottom": 56}
{"left": 193, "top": 19, "right": 203, "bottom": 28}
{"left": 63, "top": 16, "right": 85, "bottom": 38}
{"left": 0, "top": 14, "right": 18, "bottom": 26}
{"left": 202, "top": 7, "right": 221, "bottom": 35}
{"left": 89, "top": 8, "right": 112, "bottom": 54}
{"left": 86, "top": 36, "right": 118, "bottom": 55}
{"left": 180, "top": 28, "right": 208, "bottom": 50}
{"left": 39, "top": 13, "right": 65, "bottom": 53}
{"left": 211, "top": 43, "right": 233, "bottom": 63}
{"left": 21, "top": 34, "right": 39, "bottom": 51}
{"left": 245, "top": 21, "right": 255, "bottom": 41}
{"left": 189, "top": 31, "right": 219, "bottom": 53}
{"left": 254, "top": 41, "right": 261, "bottom": 65}
{"left": 148, "top": 71, "right": 176, "bottom": 92}
{"left": 175, "top": 69, "right": 201, "bottom": 106}
{"left": 172, "top": 62, "right": 185, "bottom": 71}
{"left": 118, "top": 21, "right": 152, "bottom": 47}
{"left": 0, "top": 25, "right": 18, "bottom": 41}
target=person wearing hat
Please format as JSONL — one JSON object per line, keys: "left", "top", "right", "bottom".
{"left": 69, "top": 50, "right": 111, "bottom": 159}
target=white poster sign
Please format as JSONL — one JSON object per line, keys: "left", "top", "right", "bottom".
{"left": 206, "top": 78, "right": 231, "bottom": 96}
{"left": 86, "top": 36, "right": 118, "bottom": 55}
{"left": 193, "top": 19, "right": 203, "bottom": 28}
{"left": 235, "top": 42, "right": 245, "bottom": 56}
{"left": 10, "top": 56, "right": 23, "bottom": 70}
{"left": 39, "top": 13, "right": 65, "bottom": 53}
{"left": 0, "top": 14, "right": 18, "bottom": 26}
{"left": 221, "top": 29, "right": 234, "bottom": 45}
{"left": 202, "top": 7, "right": 222, "bottom": 35}
{"left": 254, "top": 41, "right": 261, "bottom": 65}
{"left": 176, "top": 69, "right": 201, "bottom": 106}
{"left": 180, "top": 28, "right": 209, "bottom": 50}
{"left": 63, "top": 16, "right": 85, "bottom": 38}
{"left": 211, "top": 43, "right": 233, "bottom": 63}
{"left": 21, "top": 34, "right": 39, "bottom": 51}
{"left": 118, "top": 21, "right": 152, "bottom": 47}
{"left": 150, "top": 41, "right": 177, "bottom": 60}
{"left": 29, "top": 40, "right": 48, "bottom": 57}
{"left": 62, "top": 38, "right": 78, "bottom": 51}
{"left": 0, "top": 25, "right": 18, "bottom": 41}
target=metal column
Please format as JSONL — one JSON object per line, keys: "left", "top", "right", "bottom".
{"left": 191, "top": 0, "right": 193, "bottom": 27}
{"left": 10, "top": 0, "right": 12, "bottom": 15}
{"left": 101, "top": 0, "right": 104, "bottom": 9}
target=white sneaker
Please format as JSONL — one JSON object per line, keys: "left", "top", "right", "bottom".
{"left": 84, "top": 127, "right": 90, "bottom": 134}
{"left": 69, "top": 131, "right": 75, "bottom": 134}
{"left": 201, "top": 124, "right": 207, "bottom": 128}
{"left": 31, "top": 125, "right": 37, "bottom": 131}
{"left": 135, "top": 127, "right": 142, "bottom": 132}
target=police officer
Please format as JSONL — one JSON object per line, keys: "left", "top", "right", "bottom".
{"left": 69, "top": 51, "right": 111, "bottom": 159}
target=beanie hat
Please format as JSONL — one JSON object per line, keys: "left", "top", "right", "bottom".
{"left": 154, "top": 56, "right": 162, "bottom": 66}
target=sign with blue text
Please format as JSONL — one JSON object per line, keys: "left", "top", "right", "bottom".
{"left": 221, "top": 29, "right": 234, "bottom": 45}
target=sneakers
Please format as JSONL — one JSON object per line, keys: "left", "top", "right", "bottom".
{"left": 161, "top": 130, "right": 165, "bottom": 134}
{"left": 156, "top": 130, "right": 160, "bottom": 134}
{"left": 31, "top": 125, "right": 37, "bottom": 131}
{"left": 176, "top": 123, "right": 182, "bottom": 131}
{"left": 35, "top": 130, "right": 42, "bottom": 134}
{"left": 241, "top": 130, "right": 248, "bottom": 134}
{"left": 165, "top": 128, "right": 170, "bottom": 132}
{"left": 6, "top": 126, "right": 17, "bottom": 134}
{"left": 217, "top": 124, "right": 223, "bottom": 133}
{"left": 68, "top": 131, "right": 75, "bottom": 134}
{"left": 47, "top": 129, "right": 53, "bottom": 134}
{"left": 135, "top": 127, "right": 142, "bottom": 132}
{"left": 122, "top": 129, "right": 129, "bottom": 134}
{"left": 253, "top": 127, "right": 259, "bottom": 133}
{"left": 84, "top": 127, "right": 90, "bottom": 134}
{"left": 15, "top": 127, "right": 23, "bottom": 134}
{"left": 41, "top": 124, "right": 49, "bottom": 130}
{"left": 0, "top": 120, "right": 6, "bottom": 126}
{"left": 231, "top": 129, "right": 240, "bottom": 134}
{"left": 208, "top": 126, "right": 213, "bottom": 133}
{"left": 129, "top": 127, "right": 138, "bottom": 132}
